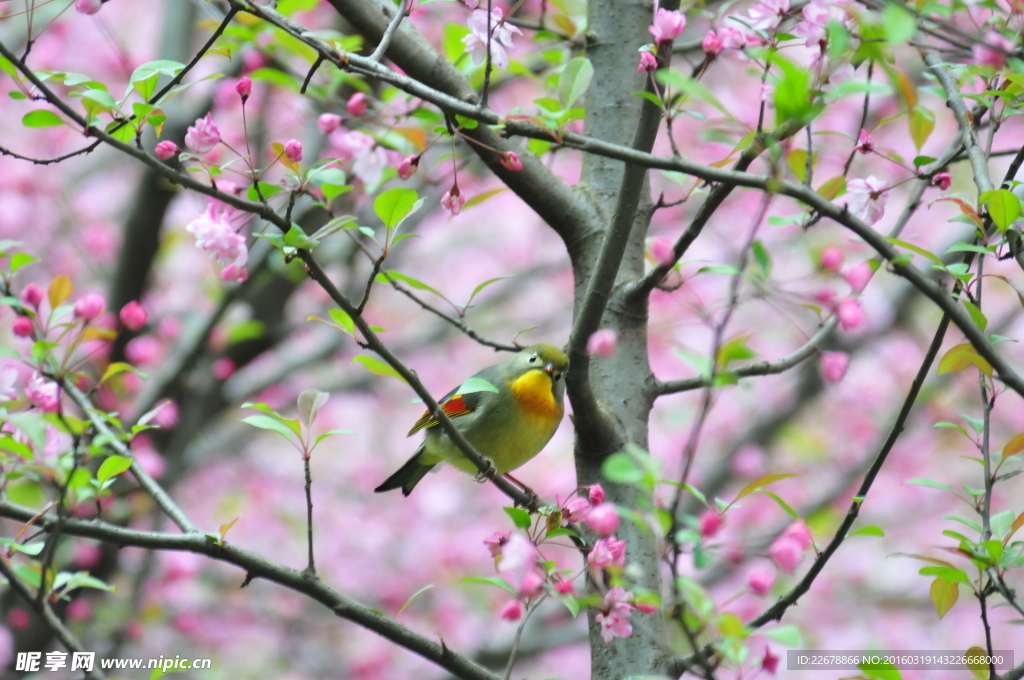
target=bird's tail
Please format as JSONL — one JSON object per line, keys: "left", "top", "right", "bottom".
{"left": 374, "top": 447, "right": 436, "bottom": 496}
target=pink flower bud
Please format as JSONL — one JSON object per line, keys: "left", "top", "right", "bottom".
{"left": 125, "top": 336, "right": 162, "bottom": 366}
{"left": 561, "top": 496, "right": 592, "bottom": 523}
{"left": 153, "top": 400, "right": 180, "bottom": 429}
{"left": 649, "top": 8, "right": 686, "bottom": 42}
{"left": 9, "top": 608, "right": 30, "bottom": 629}
{"left": 637, "top": 51, "right": 658, "bottom": 72}
{"left": 284, "top": 139, "right": 303, "bottom": 163}
{"left": 588, "top": 484, "right": 605, "bottom": 505}
{"left": 635, "top": 601, "right": 660, "bottom": 614}
{"left": 819, "top": 245, "right": 844, "bottom": 272}
{"left": 75, "top": 0, "right": 103, "bottom": 14}
{"left": 783, "top": 520, "right": 813, "bottom": 549}
{"left": 586, "top": 329, "right": 618, "bottom": 358}
{"left": 12, "top": 316, "right": 34, "bottom": 337}
{"left": 219, "top": 263, "right": 249, "bottom": 284}
{"left": 649, "top": 236, "right": 675, "bottom": 267}
{"left": 212, "top": 358, "right": 236, "bottom": 380}
{"left": 747, "top": 569, "right": 775, "bottom": 595}
{"left": 318, "top": 113, "right": 343, "bottom": 134}
{"left": 346, "top": 92, "right": 369, "bottom": 116}
{"left": 819, "top": 351, "right": 849, "bottom": 384}
{"left": 589, "top": 536, "right": 626, "bottom": 569}
{"left": 762, "top": 647, "right": 780, "bottom": 675}
{"left": 235, "top": 76, "right": 253, "bottom": 101}
{"left": 154, "top": 140, "right": 180, "bottom": 160}
{"left": 768, "top": 536, "right": 803, "bottom": 573}
{"left": 932, "top": 172, "right": 952, "bottom": 190}
{"left": 836, "top": 298, "right": 865, "bottom": 331}
{"left": 702, "top": 30, "right": 723, "bottom": 56}
{"left": 20, "top": 283, "right": 44, "bottom": 308}
{"left": 698, "top": 509, "right": 722, "bottom": 538}
{"left": 500, "top": 152, "right": 523, "bottom": 171}
{"left": 519, "top": 571, "right": 544, "bottom": 598}
{"left": 814, "top": 287, "right": 836, "bottom": 306}
{"left": 119, "top": 301, "right": 147, "bottom": 331}
{"left": 73, "top": 293, "right": 106, "bottom": 321}
{"left": 586, "top": 503, "right": 620, "bottom": 536}
{"left": 441, "top": 186, "right": 466, "bottom": 215}
{"left": 397, "top": 155, "right": 420, "bottom": 180}
{"left": 184, "top": 113, "right": 221, "bottom": 155}
{"left": 842, "top": 261, "right": 872, "bottom": 293}
{"left": 554, "top": 579, "right": 574, "bottom": 594}
{"left": 855, "top": 128, "right": 873, "bottom": 154}
{"left": 499, "top": 599, "right": 523, "bottom": 621}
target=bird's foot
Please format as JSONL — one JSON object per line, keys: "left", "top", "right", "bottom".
{"left": 473, "top": 458, "right": 498, "bottom": 483}
{"left": 513, "top": 482, "right": 541, "bottom": 513}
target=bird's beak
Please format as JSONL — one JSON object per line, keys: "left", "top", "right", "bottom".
{"left": 543, "top": 363, "right": 555, "bottom": 375}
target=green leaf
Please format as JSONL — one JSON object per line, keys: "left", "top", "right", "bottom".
{"left": 772, "top": 54, "right": 821, "bottom": 125}
{"left": 314, "top": 428, "right": 356, "bottom": 446}
{"left": 463, "top": 187, "right": 509, "bottom": 209}
{"left": 504, "top": 506, "right": 532, "bottom": 529}
{"left": 929, "top": 577, "right": 959, "bottom": 619}
{"left": 906, "top": 477, "right": 956, "bottom": 493}
{"left": 457, "top": 377, "right": 499, "bottom": 395}
{"left": 885, "top": 237, "right": 943, "bottom": 265}
{"left": 847, "top": 525, "right": 885, "bottom": 538}
{"left": 732, "top": 473, "right": 798, "bottom": 503}
{"left": 982, "top": 188, "right": 1021, "bottom": 232}
{"left": 240, "top": 415, "right": 297, "bottom": 443}
{"left": 328, "top": 308, "right": 356, "bottom": 335}
{"left": 991, "top": 509, "right": 1015, "bottom": 538}
{"left": 22, "top": 110, "right": 65, "bottom": 128}
{"left": 459, "top": 576, "right": 516, "bottom": 594}
{"left": 919, "top": 565, "right": 971, "bottom": 583}
{"left": 557, "top": 57, "right": 594, "bottom": 109}
{"left": 10, "top": 252, "right": 36, "bottom": 272}
{"left": 351, "top": 355, "right": 408, "bottom": 384}
{"left": 760, "top": 624, "right": 803, "bottom": 646}
{"left": 99, "top": 362, "right": 141, "bottom": 385}
{"left": 96, "top": 455, "right": 133, "bottom": 484}
{"left": 963, "top": 301, "right": 988, "bottom": 331}
{"left": 759, "top": 490, "right": 799, "bottom": 519}
{"left": 0, "top": 437, "right": 32, "bottom": 460}
{"left": 466, "top": 276, "right": 512, "bottom": 306}
{"left": 374, "top": 187, "right": 420, "bottom": 230}
{"left": 908, "top": 107, "right": 935, "bottom": 150}
{"left": 859, "top": 658, "right": 903, "bottom": 680}
{"left": 394, "top": 584, "right": 434, "bottom": 618}
{"left": 602, "top": 452, "right": 644, "bottom": 484}
{"left": 378, "top": 270, "right": 443, "bottom": 298}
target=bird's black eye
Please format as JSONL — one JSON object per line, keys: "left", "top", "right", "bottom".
{"left": 554, "top": 372, "right": 562, "bottom": 381}
{"left": 529, "top": 354, "right": 538, "bottom": 363}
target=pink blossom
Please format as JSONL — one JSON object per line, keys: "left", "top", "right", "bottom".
{"left": 212, "top": 358, "right": 236, "bottom": 380}
{"left": 698, "top": 509, "right": 722, "bottom": 538}
{"left": 220, "top": 263, "right": 248, "bottom": 283}
{"left": 462, "top": 8, "right": 523, "bottom": 70}
{"left": 702, "top": 30, "right": 723, "bottom": 56}
{"left": 119, "top": 301, "right": 147, "bottom": 330}
{"left": 587, "top": 503, "right": 620, "bottom": 535}
{"left": 595, "top": 610, "right": 633, "bottom": 643}
{"left": 794, "top": 0, "right": 829, "bottom": 46}
{"left": 153, "top": 400, "right": 180, "bottom": 429}
{"left": 27, "top": 372, "right": 59, "bottom": 412}
{"left": 845, "top": 176, "right": 889, "bottom": 225}
{"left": 20, "top": 283, "right": 44, "bottom": 308}
{"left": 12, "top": 316, "right": 33, "bottom": 337}
{"left": 932, "top": 172, "right": 952, "bottom": 190}
{"left": 649, "top": 236, "right": 675, "bottom": 267}
{"left": 75, "top": 0, "right": 103, "bottom": 14}
{"left": 554, "top": 580, "right": 574, "bottom": 594}
{"left": 783, "top": 520, "right": 813, "bottom": 549}
{"left": 561, "top": 496, "right": 592, "bottom": 523}
{"left": 973, "top": 31, "right": 1017, "bottom": 67}
{"left": 589, "top": 536, "right": 626, "bottom": 569}
{"left": 318, "top": 113, "right": 343, "bottom": 135}
{"left": 346, "top": 92, "right": 370, "bottom": 116}
{"left": 819, "top": 245, "right": 844, "bottom": 272}
{"left": 235, "top": 76, "right": 252, "bottom": 101}
{"left": 397, "top": 155, "right": 420, "bottom": 180}
{"left": 66, "top": 599, "right": 92, "bottom": 621}
{"left": 718, "top": 25, "right": 747, "bottom": 50}
{"left": 0, "top": 367, "right": 18, "bottom": 401}
{"left": 74, "top": 293, "right": 106, "bottom": 321}
{"left": 73, "top": 541, "right": 102, "bottom": 568}
{"left": 500, "top": 152, "right": 523, "bottom": 171}
{"left": 819, "top": 351, "right": 850, "bottom": 383}
{"left": 587, "top": 329, "right": 618, "bottom": 358}
{"left": 184, "top": 113, "right": 221, "bottom": 154}
{"left": 635, "top": 601, "right": 659, "bottom": 614}
{"left": 604, "top": 586, "right": 634, "bottom": 615}
{"left": 284, "top": 139, "right": 303, "bottom": 163}
{"left": 498, "top": 533, "right": 539, "bottom": 591}
{"left": 519, "top": 571, "right": 544, "bottom": 598}
{"left": 154, "top": 141, "right": 179, "bottom": 160}
{"left": 185, "top": 202, "right": 248, "bottom": 282}
{"left": 441, "top": 186, "right": 466, "bottom": 215}
{"left": 588, "top": 484, "right": 605, "bottom": 505}
{"left": 125, "top": 336, "right": 162, "bottom": 366}
{"left": 747, "top": 569, "right": 775, "bottom": 595}
{"left": 637, "top": 51, "right": 658, "bottom": 72}
{"left": 842, "top": 261, "right": 873, "bottom": 293}
{"left": 768, "top": 535, "right": 803, "bottom": 573}
{"left": 747, "top": 0, "right": 789, "bottom": 30}
{"left": 483, "top": 531, "right": 510, "bottom": 558}
{"left": 8, "top": 609, "right": 30, "bottom": 629}
{"left": 649, "top": 8, "right": 686, "bottom": 42}
{"left": 814, "top": 287, "right": 836, "bottom": 306}
{"left": 762, "top": 647, "right": 780, "bottom": 674}
{"left": 499, "top": 599, "right": 523, "bottom": 621}
{"left": 854, "top": 128, "right": 874, "bottom": 154}
{"left": 835, "top": 298, "right": 865, "bottom": 331}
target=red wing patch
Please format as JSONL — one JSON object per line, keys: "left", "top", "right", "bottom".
{"left": 407, "top": 395, "right": 474, "bottom": 436}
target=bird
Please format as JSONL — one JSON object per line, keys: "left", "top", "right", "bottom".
{"left": 374, "top": 343, "right": 569, "bottom": 496}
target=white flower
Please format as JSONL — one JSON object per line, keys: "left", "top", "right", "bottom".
{"left": 845, "top": 176, "right": 889, "bottom": 225}
{"left": 462, "top": 8, "right": 522, "bottom": 70}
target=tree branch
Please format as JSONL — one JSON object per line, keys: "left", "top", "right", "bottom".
{"left": 0, "top": 501, "right": 502, "bottom": 680}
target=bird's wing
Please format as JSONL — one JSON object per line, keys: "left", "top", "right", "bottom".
{"left": 406, "top": 385, "right": 486, "bottom": 436}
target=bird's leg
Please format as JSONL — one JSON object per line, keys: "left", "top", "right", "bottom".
{"left": 504, "top": 474, "right": 540, "bottom": 512}
{"left": 472, "top": 457, "right": 498, "bottom": 482}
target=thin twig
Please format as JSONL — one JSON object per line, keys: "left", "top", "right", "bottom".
{"left": 369, "top": 0, "right": 409, "bottom": 62}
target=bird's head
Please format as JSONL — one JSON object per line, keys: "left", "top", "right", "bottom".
{"left": 511, "top": 343, "right": 569, "bottom": 384}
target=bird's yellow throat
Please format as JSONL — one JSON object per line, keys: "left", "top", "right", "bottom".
{"left": 509, "top": 369, "right": 561, "bottom": 420}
